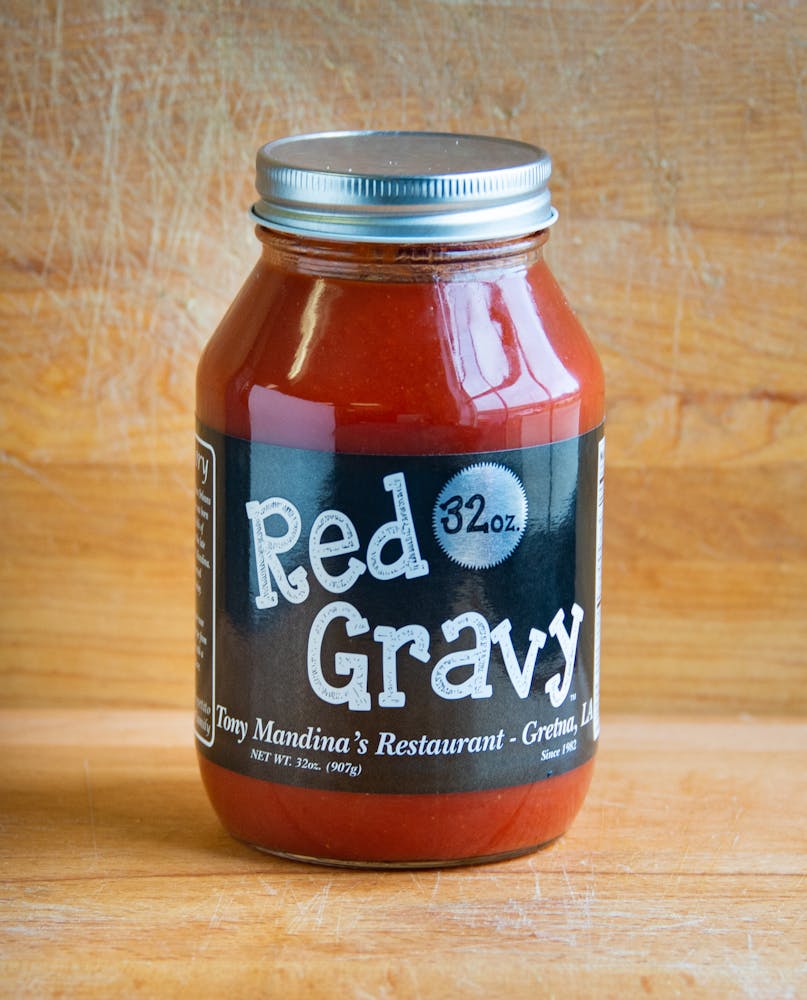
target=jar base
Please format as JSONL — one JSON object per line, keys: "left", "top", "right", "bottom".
{"left": 247, "top": 837, "right": 561, "bottom": 870}
{"left": 199, "top": 752, "right": 594, "bottom": 869}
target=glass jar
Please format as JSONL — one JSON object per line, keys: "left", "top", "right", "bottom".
{"left": 194, "top": 131, "right": 605, "bottom": 867}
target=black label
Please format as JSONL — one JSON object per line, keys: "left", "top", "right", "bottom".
{"left": 195, "top": 423, "right": 604, "bottom": 794}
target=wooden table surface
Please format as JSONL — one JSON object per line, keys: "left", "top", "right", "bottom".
{"left": 2, "top": 710, "right": 804, "bottom": 998}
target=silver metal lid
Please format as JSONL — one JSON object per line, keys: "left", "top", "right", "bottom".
{"left": 251, "top": 130, "right": 558, "bottom": 244}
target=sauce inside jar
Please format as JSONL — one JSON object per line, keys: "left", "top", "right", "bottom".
{"left": 194, "top": 132, "right": 604, "bottom": 867}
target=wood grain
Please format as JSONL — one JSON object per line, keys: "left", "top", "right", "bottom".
{"left": 1, "top": 1, "right": 806, "bottom": 711}
{"left": 1, "top": 710, "right": 804, "bottom": 998}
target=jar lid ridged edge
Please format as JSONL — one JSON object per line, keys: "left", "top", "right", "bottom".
{"left": 251, "top": 130, "right": 558, "bottom": 244}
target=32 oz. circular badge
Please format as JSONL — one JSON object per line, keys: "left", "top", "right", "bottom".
{"left": 432, "top": 463, "right": 528, "bottom": 570}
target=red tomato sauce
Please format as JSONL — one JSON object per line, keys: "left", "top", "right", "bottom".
{"left": 196, "top": 230, "right": 603, "bottom": 865}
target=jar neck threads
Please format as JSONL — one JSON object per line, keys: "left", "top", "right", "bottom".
{"left": 255, "top": 227, "right": 549, "bottom": 282}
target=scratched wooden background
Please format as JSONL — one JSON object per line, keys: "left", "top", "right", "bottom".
{"left": 1, "top": 0, "right": 805, "bottom": 713}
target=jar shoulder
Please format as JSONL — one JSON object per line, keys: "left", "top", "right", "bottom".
{"left": 197, "top": 257, "right": 603, "bottom": 450}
